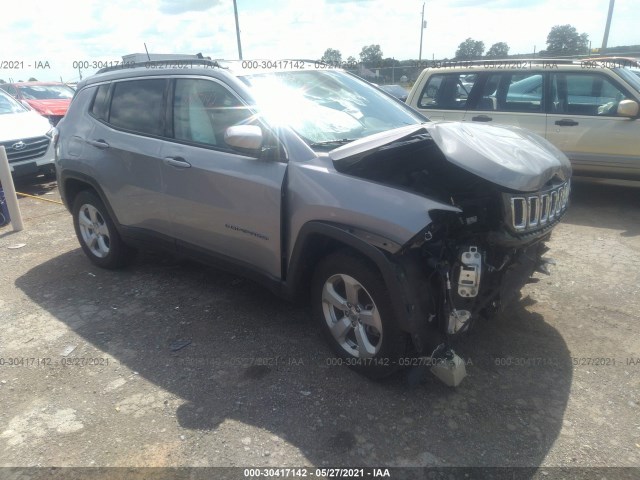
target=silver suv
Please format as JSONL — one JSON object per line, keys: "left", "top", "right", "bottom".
{"left": 56, "top": 59, "right": 571, "bottom": 379}
{"left": 407, "top": 59, "right": 640, "bottom": 184}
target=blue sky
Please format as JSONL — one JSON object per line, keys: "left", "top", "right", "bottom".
{"left": 1, "top": 0, "right": 637, "bottom": 82}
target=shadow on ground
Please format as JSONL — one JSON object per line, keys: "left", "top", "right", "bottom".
{"left": 12, "top": 175, "right": 58, "bottom": 194}
{"left": 16, "top": 249, "right": 572, "bottom": 469}
{"left": 563, "top": 181, "right": 640, "bottom": 237}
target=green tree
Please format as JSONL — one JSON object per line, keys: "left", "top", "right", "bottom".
{"left": 346, "top": 56, "right": 357, "bottom": 64}
{"left": 359, "top": 44, "right": 383, "bottom": 67}
{"left": 28, "top": 77, "right": 38, "bottom": 81}
{"left": 320, "top": 48, "right": 342, "bottom": 65}
{"left": 0, "top": 79, "right": 5, "bottom": 83}
{"left": 544, "top": 25, "right": 589, "bottom": 56}
{"left": 486, "top": 42, "right": 509, "bottom": 58}
{"left": 455, "top": 38, "right": 485, "bottom": 59}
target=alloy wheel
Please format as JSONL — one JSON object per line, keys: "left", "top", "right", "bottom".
{"left": 321, "top": 273, "right": 383, "bottom": 358}
{"left": 77, "top": 204, "right": 110, "bottom": 258}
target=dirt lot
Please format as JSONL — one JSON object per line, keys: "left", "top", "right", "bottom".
{"left": 0, "top": 178, "right": 639, "bottom": 476}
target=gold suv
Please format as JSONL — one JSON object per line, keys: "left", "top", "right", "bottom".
{"left": 407, "top": 59, "right": 640, "bottom": 184}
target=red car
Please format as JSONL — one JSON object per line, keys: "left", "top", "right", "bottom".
{"left": 0, "top": 82, "right": 75, "bottom": 125}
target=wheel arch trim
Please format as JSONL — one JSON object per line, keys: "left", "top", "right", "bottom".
{"left": 59, "top": 171, "right": 122, "bottom": 229}
{"left": 285, "top": 221, "right": 438, "bottom": 346}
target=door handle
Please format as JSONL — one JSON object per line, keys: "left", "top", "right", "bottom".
{"left": 164, "top": 156, "right": 191, "bottom": 168}
{"left": 471, "top": 115, "right": 492, "bottom": 122}
{"left": 86, "top": 139, "right": 110, "bottom": 149}
{"left": 555, "top": 119, "right": 579, "bottom": 126}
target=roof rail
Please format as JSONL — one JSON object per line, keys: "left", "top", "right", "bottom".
{"left": 454, "top": 58, "right": 578, "bottom": 65}
{"left": 96, "top": 58, "right": 223, "bottom": 74}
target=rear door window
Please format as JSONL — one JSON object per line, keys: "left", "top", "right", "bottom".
{"left": 473, "top": 73, "right": 543, "bottom": 112}
{"left": 109, "top": 79, "right": 166, "bottom": 136}
{"left": 417, "top": 73, "right": 476, "bottom": 110}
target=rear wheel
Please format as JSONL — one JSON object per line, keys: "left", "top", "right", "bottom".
{"left": 311, "top": 251, "right": 408, "bottom": 379}
{"left": 72, "top": 190, "right": 135, "bottom": 269}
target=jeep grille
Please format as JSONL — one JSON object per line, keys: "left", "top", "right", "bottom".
{"left": 504, "top": 181, "right": 570, "bottom": 233}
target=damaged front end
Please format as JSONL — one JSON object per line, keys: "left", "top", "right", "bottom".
{"left": 329, "top": 122, "right": 572, "bottom": 381}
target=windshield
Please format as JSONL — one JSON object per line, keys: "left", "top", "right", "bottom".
{"left": 0, "top": 90, "right": 27, "bottom": 115}
{"left": 239, "top": 70, "right": 424, "bottom": 148}
{"left": 614, "top": 68, "right": 640, "bottom": 93}
{"left": 17, "top": 84, "right": 75, "bottom": 100}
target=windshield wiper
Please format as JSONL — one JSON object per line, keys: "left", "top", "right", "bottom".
{"left": 309, "top": 139, "right": 357, "bottom": 147}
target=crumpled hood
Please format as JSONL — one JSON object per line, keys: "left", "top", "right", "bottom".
{"left": 330, "top": 122, "right": 572, "bottom": 192}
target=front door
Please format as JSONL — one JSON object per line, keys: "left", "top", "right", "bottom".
{"left": 463, "top": 72, "right": 548, "bottom": 137}
{"left": 546, "top": 72, "right": 640, "bottom": 179}
{"left": 160, "top": 77, "right": 287, "bottom": 278}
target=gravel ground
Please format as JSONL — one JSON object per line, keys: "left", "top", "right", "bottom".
{"left": 0, "top": 178, "right": 639, "bottom": 476}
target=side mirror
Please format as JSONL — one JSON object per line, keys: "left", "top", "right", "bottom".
{"left": 224, "top": 125, "right": 263, "bottom": 152}
{"left": 617, "top": 99, "right": 639, "bottom": 118}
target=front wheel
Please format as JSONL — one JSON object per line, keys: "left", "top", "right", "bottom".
{"left": 72, "top": 190, "right": 135, "bottom": 269}
{"left": 311, "top": 251, "right": 408, "bottom": 379}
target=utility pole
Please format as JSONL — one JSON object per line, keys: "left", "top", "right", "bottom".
{"left": 602, "top": 0, "right": 615, "bottom": 50}
{"left": 392, "top": 57, "right": 395, "bottom": 83}
{"left": 233, "top": 0, "right": 243, "bottom": 60}
{"left": 418, "top": 2, "right": 426, "bottom": 62}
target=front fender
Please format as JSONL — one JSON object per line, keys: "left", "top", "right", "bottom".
{"left": 286, "top": 157, "right": 460, "bottom": 257}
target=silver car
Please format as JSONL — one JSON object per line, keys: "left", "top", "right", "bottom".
{"left": 0, "top": 89, "right": 56, "bottom": 178}
{"left": 56, "top": 59, "right": 571, "bottom": 380}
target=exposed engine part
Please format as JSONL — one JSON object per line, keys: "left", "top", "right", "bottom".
{"left": 448, "top": 309, "right": 472, "bottom": 334}
{"left": 430, "top": 348, "right": 467, "bottom": 387}
{"left": 443, "top": 269, "right": 473, "bottom": 336}
{"left": 484, "top": 251, "right": 511, "bottom": 272}
{"left": 458, "top": 246, "right": 482, "bottom": 298}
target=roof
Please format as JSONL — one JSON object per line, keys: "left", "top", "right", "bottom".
{"left": 417, "top": 57, "right": 638, "bottom": 72}
{"left": 6, "top": 81, "right": 70, "bottom": 87}
{"left": 77, "top": 58, "right": 339, "bottom": 91}
{"left": 96, "top": 58, "right": 325, "bottom": 75}
{"left": 581, "top": 56, "right": 640, "bottom": 68}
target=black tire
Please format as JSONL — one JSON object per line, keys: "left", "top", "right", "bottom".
{"left": 72, "top": 190, "right": 135, "bottom": 269}
{"left": 42, "top": 166, "right": 57, "bottom": 181}
{"left": 311, "top": 251, "right": 408, "bottom": 379}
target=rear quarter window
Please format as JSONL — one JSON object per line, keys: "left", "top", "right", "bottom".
{"left": 90, "top": 84, "right": 110, "bottom": 121}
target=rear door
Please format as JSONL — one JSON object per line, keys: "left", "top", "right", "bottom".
{"left": 546, "top": 71, "right": 640, "bottom": 179}
{"left": 160, "top": 77, "right": 287, "bottom": 279}
{"left": 463, "top": 71, "right": 547, "bottom": 137}
{"left": 87, "top": 79, "right": 173, "bottom": 236}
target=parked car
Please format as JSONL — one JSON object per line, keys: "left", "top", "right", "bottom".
{"left": 0, "top": 89, "right": 56, "bottom": 178}
{"left": 407, "top": 59, "right": 640, "bottom": 184}
{"left": 378, "top": 84, "right": 409, "bottom": 102}
{"left": 56, "top": 59, "right": 571, "bottom": 380}
{"left": 0, "top": 82, "right": 75, "bottom": 126}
